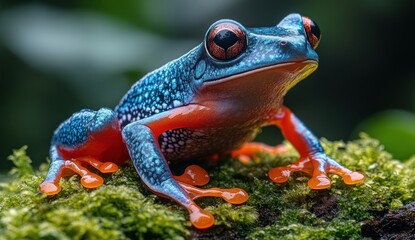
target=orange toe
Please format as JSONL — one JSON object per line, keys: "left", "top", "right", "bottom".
{"left": 99, "top": 162, "right": 119, "bottom": 173}
{"left": 343, "top": 171, "right": 365, "bottom": 185}
{"left": 237, "top": 155, "right": 253, "bottom": 164}
{"left": 217, "top": 188, "right": 249, "bottom": 204}
{"left": 39, "top": 182, "right": 62, "bottom": 196}
{"left": 268, "top": 167, "right": 291, "bottom": 183}
{"left": 175, "top": 165, "right": 210, "bottom": 186}
{"left": 189, "top": 208, "right": 215, "bottom": 229}
{"left": 81, "top": 174, "right": 104, "bottom": 188}
{"left": 308, "top": 174, "right": 331, "bottom": 189}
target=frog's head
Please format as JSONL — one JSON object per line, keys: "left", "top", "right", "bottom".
{"left": 193, "top": 14, "right": 321, "bottom": 109}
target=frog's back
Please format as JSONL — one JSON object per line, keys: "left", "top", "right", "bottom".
{"left": 115, "top": 49, "right": 203, "bottom": 127}
{"left": 115, "top": 62, "right": 194, "bottom": 127}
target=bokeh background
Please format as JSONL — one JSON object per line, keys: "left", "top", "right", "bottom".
{"left": 1, "top": 0, "right": 415, "bottom": 172}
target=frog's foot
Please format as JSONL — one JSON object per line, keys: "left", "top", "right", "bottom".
{"left": 268, "top": 153, "right": 365, "bottom": 189}
{"left": 171, "top": 165, "right": 248, "bottom": 228}
{"left": 176, "top": 182, "right": 248, "bottom": 229}
{"left": 232, "top": 142, "right": 290, "bottom": 164}
{"left": 39, "top": 157, "right": 119, "bottom": 196}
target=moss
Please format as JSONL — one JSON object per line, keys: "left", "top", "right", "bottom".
{"left": 1, "top": 135, "right": 414, "bottom": 239}
{"left": 0, "top": 147, "right": 188, "bottom": 240}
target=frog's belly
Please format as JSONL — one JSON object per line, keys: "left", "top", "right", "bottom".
{"left": 159, "top": 126, "right": 259, "bottom": 162}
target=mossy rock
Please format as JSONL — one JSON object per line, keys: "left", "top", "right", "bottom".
{"left": 0, "top": 134, "right": 414, "bottom": 239}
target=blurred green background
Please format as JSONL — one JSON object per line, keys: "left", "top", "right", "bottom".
{"left": 1, "top": 0, "right": 415, "bottom": 172}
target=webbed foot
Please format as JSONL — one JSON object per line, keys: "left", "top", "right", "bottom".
{"left": 172, "top": 165, "right": 248, "bottom": 228}
{"left": 268, "top": 152, "right": 365, "bottom": 189}
{"left": 39, "top": 157, "right": 119, "bottom": 196}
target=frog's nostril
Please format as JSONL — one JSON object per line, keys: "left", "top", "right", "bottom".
{"left": 302, "top": 16, "right": 321, "bottom": 49}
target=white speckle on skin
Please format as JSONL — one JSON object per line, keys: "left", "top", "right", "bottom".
{"left": 173, "top": 100, "right": 182, "bottom": 107}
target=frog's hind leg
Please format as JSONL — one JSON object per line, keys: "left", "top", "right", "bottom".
{"left": 232, "top": 142, "right": 290, "bottom": 163}
{"left": 268, "top": 107, "right": 365, "bottom": 189}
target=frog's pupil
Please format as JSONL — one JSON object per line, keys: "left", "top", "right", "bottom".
{"left": 214, "top": 30, "right": 238, "bottom": 50}
{"left": 310, "top": 20, "right": 321, "bottom": 41}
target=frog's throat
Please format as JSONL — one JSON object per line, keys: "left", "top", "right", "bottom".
{"left": 200, "top": 60, "right": 318, "bottom": 97}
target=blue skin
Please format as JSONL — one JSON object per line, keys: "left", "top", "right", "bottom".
{"left": 40, "top": 14, "right": 364, "bottom": 229}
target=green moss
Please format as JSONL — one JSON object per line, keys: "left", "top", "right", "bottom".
{"left": 1, "top": 135, "right": 414, "bottom": 239}
{"left": 0, "top": 147, "right": 188, "bottom": 240}
{"left": 7, "top": 146, "right": 34, "bottom": 177}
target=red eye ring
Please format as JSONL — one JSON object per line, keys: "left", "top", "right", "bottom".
{"left": 205, "top": 21, "right": 247, "bottom": 61}
{"left": 302, "top": 16, "right": 321, "bottom": 49}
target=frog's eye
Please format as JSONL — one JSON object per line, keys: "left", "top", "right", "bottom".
{"left": 302, "top": 16, "right": 321, "bottom": 49}
{"left": 205, "top": 21, "right": 247, "bottom": 61}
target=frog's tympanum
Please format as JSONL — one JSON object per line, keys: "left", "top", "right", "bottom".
{"left": 39, "top": 14, "right": 365, "bottom": 229}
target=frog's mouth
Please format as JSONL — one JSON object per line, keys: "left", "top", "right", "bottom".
{"left": 197, "top": 60, "right": 318, "bottom": 102}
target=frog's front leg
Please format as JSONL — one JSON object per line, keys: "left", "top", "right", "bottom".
{"left": 39, "top": 149, "right": 118, "bottom": 195}
{"left": 39, "top": 108, "right": 123, "bottom": 195}
{"left": 122, "top": 104, "right": 248, "bottom": 229}
{"left": 234, "top": 106, "right": 365, "bottom": 189}
{"left": 269, "top": 106, "right": 365, "bottom": 189}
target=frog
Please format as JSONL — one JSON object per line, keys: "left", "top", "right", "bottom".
{"left": 39, "top": 13, "right": 365, "bottom": 229}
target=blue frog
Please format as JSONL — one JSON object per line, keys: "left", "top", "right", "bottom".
{"left": 39, "top": 14, "right": 364, "bottom": 229}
